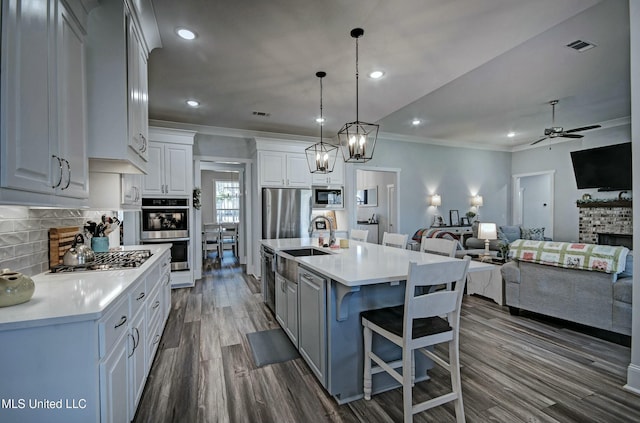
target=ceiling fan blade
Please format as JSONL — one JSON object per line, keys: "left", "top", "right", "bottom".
{"left": 530, "top": 136, "right": 548, "bottom": 145}
{"left": 560, "top": 133, "right": 584, "bottom": 138}
{"left": 563, "top": 124, "right": 601, "bottom": 134}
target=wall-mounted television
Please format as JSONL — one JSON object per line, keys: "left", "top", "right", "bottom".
{"left": 570, "top": 142, "right": 632, "bottom": 191}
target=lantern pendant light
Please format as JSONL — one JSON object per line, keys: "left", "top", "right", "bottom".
{"left": 338, "top": 28, "right": 379, "bottom": 163}
{"left": 306, "top": 71, "right": 339, "bottom": 174}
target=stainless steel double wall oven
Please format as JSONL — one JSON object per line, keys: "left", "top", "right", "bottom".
{"left": 141, "top": 198, "right": 190, "bottom": 271}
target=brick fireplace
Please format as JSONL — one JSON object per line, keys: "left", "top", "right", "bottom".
{"left": 577, "top": 199, "right": 632, "bottom": 247}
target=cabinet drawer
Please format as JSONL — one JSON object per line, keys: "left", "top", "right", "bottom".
{"left": 146, "top": 283, "right": 162, "bottom": 332}
{"left": 99, "top": 297, "right": 129, "bottom": 358}
{"left": 130, "top": 277, "right": 147, "bottom": 317}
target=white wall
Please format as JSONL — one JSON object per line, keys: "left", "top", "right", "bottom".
{"left": 194, "top": 134, "right": 253, "bottom": 158}
{"left": 356, "top": 170, "right": 396, "bottom": 231}
{"left": 512, "top": 125, "right": 631, "bottom": 242}
{"left": 363, "top": 137, "right": 512, "bottom": 236}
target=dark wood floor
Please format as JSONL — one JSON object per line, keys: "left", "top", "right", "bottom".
{"left": 133, "top": 254, "right": 640, "bottom": 423}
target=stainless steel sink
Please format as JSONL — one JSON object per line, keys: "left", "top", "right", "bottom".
{"left": 280, "top": 248, "right": 330, "bottom": 257}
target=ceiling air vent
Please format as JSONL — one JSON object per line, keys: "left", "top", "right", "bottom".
{"left": 566, "top": 39, "right": 596, "bottom": 52}
{"left": 252, "top": 111, "right": 271, "bottom": 117}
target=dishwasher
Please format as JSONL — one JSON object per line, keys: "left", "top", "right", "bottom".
{"left": 261, "top": 245, "right": 276, "bottom": 312}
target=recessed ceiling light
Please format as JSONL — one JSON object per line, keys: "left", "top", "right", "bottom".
{"left": 412, "top": 119, "right": 421, "bottom": 126}
{"left": 507, "top": 132, "right": 516, "bottom": 138}
{"left": 176, "top": 28, "right": 197, "bottom": 40}
{"left": 186, "top": 99, "right": 200, "bottom": 107}
{"left": 369, "top": 70, "right": 385, "bottom": 79}
{"left": 316, "top": 117, "right": 325, "bottom": 124}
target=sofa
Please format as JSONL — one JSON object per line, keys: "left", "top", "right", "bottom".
{"left": 501, "top": 240, "right": 632, "bottom": 335}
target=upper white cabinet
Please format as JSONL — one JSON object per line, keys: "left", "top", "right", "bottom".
{"left": 311, "top": 154, "right": 344, "bottom": 186}
{"left": 142, "top": 128, "right": 195, "bottom": 197}
{"left": 122, "top": 173, "right": 143, "bottom": 208}
{"left": 0, "top": 0, "right": 90, "bottom": 207}
{"left": 259, "top": 151, "right": 311, "bottom": 188}
{"left": 86, "top": 0, "right": 159, "bottom": 174}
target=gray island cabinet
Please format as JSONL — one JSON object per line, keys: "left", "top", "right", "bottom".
{"left": 262, "top": 238, "right": 492, "bottom": 404}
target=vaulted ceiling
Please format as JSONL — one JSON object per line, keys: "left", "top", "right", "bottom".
{"left": 148, "top": 0, "right": 630, "bottom": 150}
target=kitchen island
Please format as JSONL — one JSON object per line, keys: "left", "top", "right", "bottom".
{"left": 261, "top": 238, "right": 493, "bottom": 404}
{"left": 0, "top": 244, "right": 172, "bottom": 423}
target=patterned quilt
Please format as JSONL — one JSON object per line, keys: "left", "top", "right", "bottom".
{"left": 412, "top": 228, "right": 464, "bottom": 250}
{"left": 509, "top": 240, "right": 629, "bottom": 274}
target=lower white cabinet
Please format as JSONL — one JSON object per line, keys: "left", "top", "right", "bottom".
{"left": 0, "top": 248, "right": 171, "bottom": 423}
{"left": 275, "top": 273, "right": 298, "bottom": 347}
{"left": 128, "top": 307, "right": 146, "bottom": 420}
{"left": 298, "top": 267, "right": 327, "bottom": 386}
{"left": 100, "top": 328, "right": 129, "bottom": 423}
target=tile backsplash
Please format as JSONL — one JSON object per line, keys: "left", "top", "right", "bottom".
{"left": 0, "top": 207, "right": 117, "bottom": 276}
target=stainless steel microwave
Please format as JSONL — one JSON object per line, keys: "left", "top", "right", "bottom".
{"left": 312, "top": 186, "right": 343, "bottom": 208}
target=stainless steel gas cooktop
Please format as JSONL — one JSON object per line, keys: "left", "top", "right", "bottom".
{"left": 50, "top": 250, "right": 152, "bottom": 273}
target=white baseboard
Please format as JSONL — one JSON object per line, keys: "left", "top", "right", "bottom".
{"left": 624, "top": 363, "right": 640, "bottom": 395}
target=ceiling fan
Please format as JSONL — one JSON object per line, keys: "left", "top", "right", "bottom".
{"left": 530, "top": 100, "right": 601, "bottom": 145}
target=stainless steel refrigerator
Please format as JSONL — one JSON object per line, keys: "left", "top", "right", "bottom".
{"left": 262, "top": 188, "right": 312, "bottom": 239}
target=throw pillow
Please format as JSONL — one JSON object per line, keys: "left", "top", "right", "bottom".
{"left": 521, "top": 227, "right": 545, "bottom": 241}
{"left": 619, "top": 251, "right": 633, "bottom": 278}
{"left": 497, "top": 228, "right": 510, "bottom": 244}
{"left": 499, "top": 225, "right": 522, "bottom": 243}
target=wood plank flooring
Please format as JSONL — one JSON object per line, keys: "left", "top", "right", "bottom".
{"left": 134, "top": 255, "right": 640, "bottom": 422}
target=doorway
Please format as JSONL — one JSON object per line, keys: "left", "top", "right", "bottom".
{"left": 512, "top": 171, "right": 554, "bottom": 239}
{"left": 352, "top": 168, "right": 401, "bottom": 243}
{"left": 194, "top": 156, "right": 253, "bottom": 280}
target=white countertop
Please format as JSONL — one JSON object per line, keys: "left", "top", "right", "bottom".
{"left": 0, "top": 244, "right": 172, "bottom": 331}
{"left": 261, "top": 238, "right": 495, "bottom": 287}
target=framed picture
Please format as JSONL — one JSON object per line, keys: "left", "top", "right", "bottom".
{"left": 460, "top": 216, "right": 470, "bottom": 226}
{"left": 449, "top": 210, "right": 460, "bottom": 226}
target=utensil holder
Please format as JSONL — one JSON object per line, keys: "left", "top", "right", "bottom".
{"left": 91, "top": 237, "right": 109, "bottom": 253}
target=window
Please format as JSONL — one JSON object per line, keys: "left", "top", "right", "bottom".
{"left": 215, "top": 180, "right": 240, "bottom": 223}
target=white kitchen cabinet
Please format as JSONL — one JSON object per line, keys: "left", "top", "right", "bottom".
{"left": 0, "top": 0, "right": 89, "bottom": 207}
{"left": 0, "top": 247, "right": 170, "bottom": 423}
{"left": 100, "top": 329, "right": 130, "bottom": 423}
{"left": 311, "top": 155, "right": 345, "bottom": 186}
{"left": 259, "top": 151, "right": 311, "bottom": 187}
{"left": 142, "top": 141, "right": 193, "bottom": 196}
{"left": 275, "top": 273, "right": 299, "bottom": 347}
{"left": 298, "top": 267, "right": 327, "bottom": 386}
{"left": 86, "top": 0, "right": 154, "bottom": 174}
{"left": 129, "top": 306, "right": 146, "bottom": 420}
{"left": 122, "top": 173, "right": 143, "bottom": 208}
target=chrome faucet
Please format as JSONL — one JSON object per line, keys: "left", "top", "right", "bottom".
{"left": 308, "top": 216, "right": 335, "bottom": 246}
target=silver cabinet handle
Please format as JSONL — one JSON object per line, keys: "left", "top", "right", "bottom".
{"left": 51, "top": 155, "right": 63, "bottom": 188}
{"left": 152, "top": 300, "right": 160, "bottom": 309}
{"left": 62, "top": 158, "right": 71, "bottom": 190}
{"left": 114, "top": 315, "right": 127, "bottom": 329}
{"left": 136, "top": 292, "right": 145, "bottom": 301}
{"left": 153, "top": 334, "right": 161, "bottom": 345}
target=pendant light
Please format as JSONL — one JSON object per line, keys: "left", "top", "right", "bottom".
{"left": 306, "top": 71, "right": 339, "bottom": 173}
{"left": 338, "top": 28, "right": 379, "bottom": 163}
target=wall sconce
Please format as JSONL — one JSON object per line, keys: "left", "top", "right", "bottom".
{"left": 430, "top": 194, "right": 442, "bottom": 208}
{"left": 471, "top": 195, "right": 483, "bottom": 207}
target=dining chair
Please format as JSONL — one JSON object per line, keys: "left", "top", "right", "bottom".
{"left": 220, "top": 222, "right": 239, "bottom": 258}
{"left": 420, "top": 236, "right": 457, "bottom": 257}
{"left": 202, "top": 223, "right": 221, "bottom": 261}
{"left": 361, "top": 257, "right": 471, "bottom": 423}
{"left": 350, "top": 229, "right": 369, "bottom": 242}
{"left": 381, "top": 232, "right": 409, "bottom": 249}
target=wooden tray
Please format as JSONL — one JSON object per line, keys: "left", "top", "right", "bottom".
{"left": 49, "top": 226, "right": 81, "bottom": 269}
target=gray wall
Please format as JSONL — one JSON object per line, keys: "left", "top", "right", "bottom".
{"left": 362, "top": 138, "right": 512, "bottom": 237}
{"left": 511, "top": 125, "right": 631, "bottom": 242}
{"left": 194, "top": 134, "right": 253, "bottom": 158}
{"left": 356, "top": 170, "right": 396, "bottom": 231}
